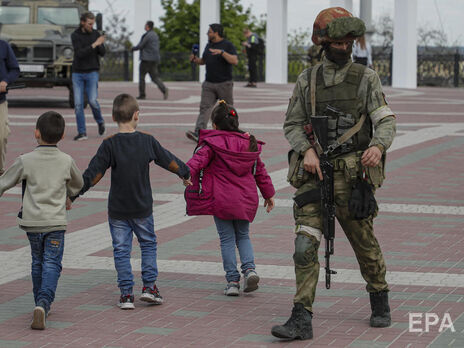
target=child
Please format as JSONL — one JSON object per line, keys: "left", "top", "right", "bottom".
{"left": 0, "top": 111, "right": 83, "bottom": 330}
{"left": 72, "top": 93, "right": 190, "bottom": 309}
{"left": 185, "top": 100, "right": 275, "bottom": 296}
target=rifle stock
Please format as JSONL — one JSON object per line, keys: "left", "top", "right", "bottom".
{"left": 311, "top": 116, "right": 337, "bottom": 289}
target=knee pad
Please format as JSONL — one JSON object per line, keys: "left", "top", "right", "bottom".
{"left": 293, "top": 234, "right": 318, "bottom": 266}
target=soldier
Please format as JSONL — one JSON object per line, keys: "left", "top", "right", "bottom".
{"left": 271, "top": 7, "right": 396, "bottom": 340}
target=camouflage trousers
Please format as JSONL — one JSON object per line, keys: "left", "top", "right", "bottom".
{"left": 292, "top": 170, "right": 388, "bottom": 313}
{"left": 0, "top": 101, "right": 9, "bottom": 175}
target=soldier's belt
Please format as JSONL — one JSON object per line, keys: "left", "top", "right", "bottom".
{"left": 294, "top": 189, "right": 321, "bottom": 208}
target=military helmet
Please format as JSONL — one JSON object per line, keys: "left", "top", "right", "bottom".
{"left": 312, "top": 7, "right": 366, "bottom": 45}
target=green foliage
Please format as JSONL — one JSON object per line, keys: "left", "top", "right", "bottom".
{"left": 158, "top": 0, "right": 200, "bottom": 53}
{"left": 158, "top": 0, "right": 256, "bottom": 53}
{"left": 288, "top": 28, "right": 311, "bottom": 55}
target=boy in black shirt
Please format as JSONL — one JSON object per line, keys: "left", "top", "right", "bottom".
{"left": 73, "top": 94, "right": 190, "bottom": 309}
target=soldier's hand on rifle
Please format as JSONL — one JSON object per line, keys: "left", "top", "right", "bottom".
{"left": 0, "top": 81, "right": 7, "bottom": 93}
{"left": 304, "top": 147, "right": 323, "bottom": 181}
{"left": 361, "top": 146, "right": 382, "bottom": 167}
{"left": 264, "top": 197, "right": 275, "bottom": 213}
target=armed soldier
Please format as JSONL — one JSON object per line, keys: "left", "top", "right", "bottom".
{"left": 271, "top": 7, "right": 396, "bottom": 341}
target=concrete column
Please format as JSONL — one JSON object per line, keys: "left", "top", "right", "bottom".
{"left": 199, "top": 0, "right": 220, "bottom": 82}
{"left": 392, "top": 0, "right": 417, "bottom": 88}
{"left": 360, "top": 0, "right": 373, "bottom": 33}
{"left": 265, "top": 0, "right": 287, "bottom": 84}
{"left": 132, "top": 0, "right": 151, "bottom": 83}
{"left": 329, "top": 0, "right": 353, "bottom": 12}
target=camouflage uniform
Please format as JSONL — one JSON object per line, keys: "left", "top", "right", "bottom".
{"left": 284, "top": 56, "right": 396, "bottom": 313}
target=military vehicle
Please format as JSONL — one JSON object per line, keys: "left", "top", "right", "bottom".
{"left": 0, "top": 0, "right": 101, "bottom": 107}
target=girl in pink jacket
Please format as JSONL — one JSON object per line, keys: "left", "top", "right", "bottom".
{"left": 185, "top": 100, "right": 275, "bottom": 296}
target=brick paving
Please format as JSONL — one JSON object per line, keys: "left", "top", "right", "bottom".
{"left": 0, "top": 81, "right": 463, "bottom": 347}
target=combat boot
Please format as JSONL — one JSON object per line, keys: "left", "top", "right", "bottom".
{"left": 271, "top": 303, "right": 313, "bottom": 340}
{"left": 369, "top": 290, "right": 391, "bottom": 327}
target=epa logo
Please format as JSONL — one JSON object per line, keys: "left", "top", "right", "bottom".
{"left": 409, "top": 313, "right": 456, "bottom": 333}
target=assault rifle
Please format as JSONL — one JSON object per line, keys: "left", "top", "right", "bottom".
{"left": 311, "top": 116, "right": 337, "bottom": 289}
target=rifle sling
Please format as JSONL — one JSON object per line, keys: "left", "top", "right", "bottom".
{"left": 308, "top": 63, "right": 366, "bottom": 155}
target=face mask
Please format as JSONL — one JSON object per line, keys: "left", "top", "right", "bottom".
{"left": 325, "top": 44, "right": 352, "bottom": 66}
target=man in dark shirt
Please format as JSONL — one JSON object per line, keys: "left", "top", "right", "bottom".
{"left": 132, "top": 20, "right": 168, "bottom": 100}
{"left": 71, "top": 12, "right": 106, "bottom": 141}
{"left": 186, "top": 23, "right": 238, "bottom": 143}
{"left": 242, "top": 28, "right": 260, "bottom": 88}
{"left": 0, "top": 40, "right": 20, "bottom": 175}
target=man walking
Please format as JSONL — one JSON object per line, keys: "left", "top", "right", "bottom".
{"left": 0, "top": 39, "right": 20, "bottom": 175}
{"left": 71, "top": 11, "right": 106, "bottom": 141}
{"left": 132, "top": 21, "right": 168, "bottom": 101}
{"left": 185, "top": 23, "right": 238, "bottom": 143}
{"left": 242, "top": 28, "right": 260, "bottom": 88}
{"left": 271, "top": 7, "right": 396, "bottom": 340}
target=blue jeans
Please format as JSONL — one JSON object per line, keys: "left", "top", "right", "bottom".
{"left": 108, "top": 215, "right": 158, "bottom": 295}
{"left": 27, "top": 230, "right": 65, "bottom": 312}
{"left": 213, "top": 217, "right": 255, "bottom": 282}
{"left": 72, "top": 71, "right": 104, "bottom": 135}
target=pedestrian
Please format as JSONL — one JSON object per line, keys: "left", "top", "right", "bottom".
{"left": 71, "top": 11, "right": 106, "bottom": 141}
{"left": 271, "top": 7, "right": 396, "bottom": 340}
{"left": 185, "top": 23, "right": 238, "bottom": 143}
{"left": 0, "top": 39, "right": 20, "bottom": 175}
{"left": 352, "top": 34, "right": 373, "bottom": 68}
{"left": 242, "top": 28, "right": 260, "bottom": 87}
{"left": 132, "top": 20, "right": 168, "bottom": 100}
{"left": 184, "top": 100, "right": 275, "bottom": 296}
{"left": 0, "top": 111, "right": 83, "bottom": 330}
{"left": 71, "top": 93, "right": 191, "bottom": 309}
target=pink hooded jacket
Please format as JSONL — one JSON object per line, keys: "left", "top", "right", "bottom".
{"left": 185, "top": 130, "right": 275, "bottom": 222}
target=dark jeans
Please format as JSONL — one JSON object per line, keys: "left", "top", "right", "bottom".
{"left": 139, "top": 60, "right": 167, "bottom": 97}
{"left": 27, "top": 230, "right": 65, "bottom": 312}
{"left": 195, "top": 80, "right": 234, "bottom": 132}
{"left": 247, "top": 53, "right": 258, "bottom": 83}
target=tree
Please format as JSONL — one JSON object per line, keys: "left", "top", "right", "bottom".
{"left": 102, "top": 0, "right": 133, "bottom": 50}
{"left": 158, "top": 0, "right": 255, "bottom": 53}
{"left": 287, "top": 28, "right": 311, "bottom": 55}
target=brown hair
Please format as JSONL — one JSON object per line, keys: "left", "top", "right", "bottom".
{"left": 112, "top": 94, "right": 139, "bottom": 123}
{"left": 211, "top": 100, "right": 258, "bottom": 152}
{"left": 36, "top": 111, "right": 65, "bottom": 143}
{"left": 80, "top": 12, "right": 95, "bottom": 24}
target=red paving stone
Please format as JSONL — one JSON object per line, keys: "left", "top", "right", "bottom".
{"left": 0, "top": 82, "right": 463, "bottom": 347}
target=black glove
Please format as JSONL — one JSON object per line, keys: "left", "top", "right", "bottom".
{"left": 349, "top": 179, "right": 378, "bottom": 220}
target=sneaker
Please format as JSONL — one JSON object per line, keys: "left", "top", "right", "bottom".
{"left": 185, "top": 130, "right": 199, "bottom": 143}
{"left": 244, "top": 82, "right": 257, "bottom": 88}
{"left": 117, "top": 294, "right": 135, "bottom": 310}
{"left": 243, "top": 269, "right": 260, "bottom": 293}
{"left": 73, "top": 133, "right": 87, "bottom": 141}
{"left": 163, "top": 88, "right": 169, "bottom": 100}
{"left": 98, "top": 122, "right": 106, "bottom": 136}
{"left": 136, "top": 95, "right": 146, "bottom": 100}
{"left": 31, "top": 305, "right": 46, "bottom": 330}
{"left": 224, "top": 281, "right": 240, "bottom": 296}
{"left": 140, "top": 285, "right": 164, "bottom": 304}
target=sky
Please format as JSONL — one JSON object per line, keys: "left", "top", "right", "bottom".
{"left": 89, "top": 0, "right": 463, "bottom": 46}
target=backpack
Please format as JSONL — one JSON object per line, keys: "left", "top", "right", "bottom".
{"left": 257, "top": 36, "right": 265, "bottom": 55}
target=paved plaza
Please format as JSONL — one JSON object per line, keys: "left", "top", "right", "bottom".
{"left": 0, "top": 81, "right": 463, "bottom": 347}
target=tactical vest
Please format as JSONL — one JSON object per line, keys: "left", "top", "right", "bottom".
{"left": 313, "top": 63, "right": 372, "bottom": 156}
